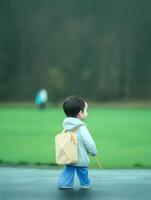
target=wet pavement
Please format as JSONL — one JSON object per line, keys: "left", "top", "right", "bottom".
{"left": 0, "top": 167, "right": 151, "bottom": 200}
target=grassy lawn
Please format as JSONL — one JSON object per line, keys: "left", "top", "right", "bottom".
{"left": 0, "top": 104, "right": 151, "bottom": 169}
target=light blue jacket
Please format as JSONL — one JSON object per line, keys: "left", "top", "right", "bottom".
{"left": 63, "top": 117, "right": 97, "bottom": 167}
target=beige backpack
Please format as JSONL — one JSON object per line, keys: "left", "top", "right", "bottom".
{"left": 55, "top": 129, "right": 78, "bottom": 165}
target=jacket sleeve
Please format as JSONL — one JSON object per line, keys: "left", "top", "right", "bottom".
{"left": 80, "top": 125, "right": 97, "bottom": 156}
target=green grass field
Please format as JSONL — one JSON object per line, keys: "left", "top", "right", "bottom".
{"left": 0, "top": 104, "right": 151, "bottom": 168}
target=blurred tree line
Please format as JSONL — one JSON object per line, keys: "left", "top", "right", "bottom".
{"left": 0, "top": 0, "right": 151, "bottom": 102}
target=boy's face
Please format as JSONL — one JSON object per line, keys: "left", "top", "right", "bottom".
{"left": 77, "top": 102, "right": 88, "bottom": 120}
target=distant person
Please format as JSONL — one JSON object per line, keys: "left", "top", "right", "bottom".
{"left": 35, "top": 89, "right": 48, "bottom": 109}
{"left": 57, "top": 96, "right": 97, "bottom": 189}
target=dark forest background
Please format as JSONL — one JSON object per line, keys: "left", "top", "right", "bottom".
{"left": 0, "top": 0, "right": 151, "bottom": 102}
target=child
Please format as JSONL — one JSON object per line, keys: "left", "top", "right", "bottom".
{"left": 58, "top": 96, "right": 97, "bottom": 189}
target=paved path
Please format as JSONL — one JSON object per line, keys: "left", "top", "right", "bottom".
{"left": 0, "top": 167, "right": 151, "bottom": 200}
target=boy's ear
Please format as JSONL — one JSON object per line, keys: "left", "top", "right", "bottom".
{"left": 77, "top": 110, "right": 83, "bottom": 118}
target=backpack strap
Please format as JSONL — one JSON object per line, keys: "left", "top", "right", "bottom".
{"left": 61, "top": 129, "right": 66, "bottom": 134}
{"left": 61, "top": 127, "right": 80, "bottom": 145}
{"left": 61, "top": 127, "right": 79, "bottom": 134}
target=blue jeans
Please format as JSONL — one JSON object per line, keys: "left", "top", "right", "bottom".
{"left": 58, "top": 165, "right": 90, "bottom": 188}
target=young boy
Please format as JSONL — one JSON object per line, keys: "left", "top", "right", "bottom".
{"left": 58, "top": 96, "right": 97, "bottom": 189}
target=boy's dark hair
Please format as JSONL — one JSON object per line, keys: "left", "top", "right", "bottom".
{"left": 63, "top": 96, "right": 85, "bottom": 117}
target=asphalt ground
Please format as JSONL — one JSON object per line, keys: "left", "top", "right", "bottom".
{"left": 0, "top": 167, "right": 151, "bottom": 200}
